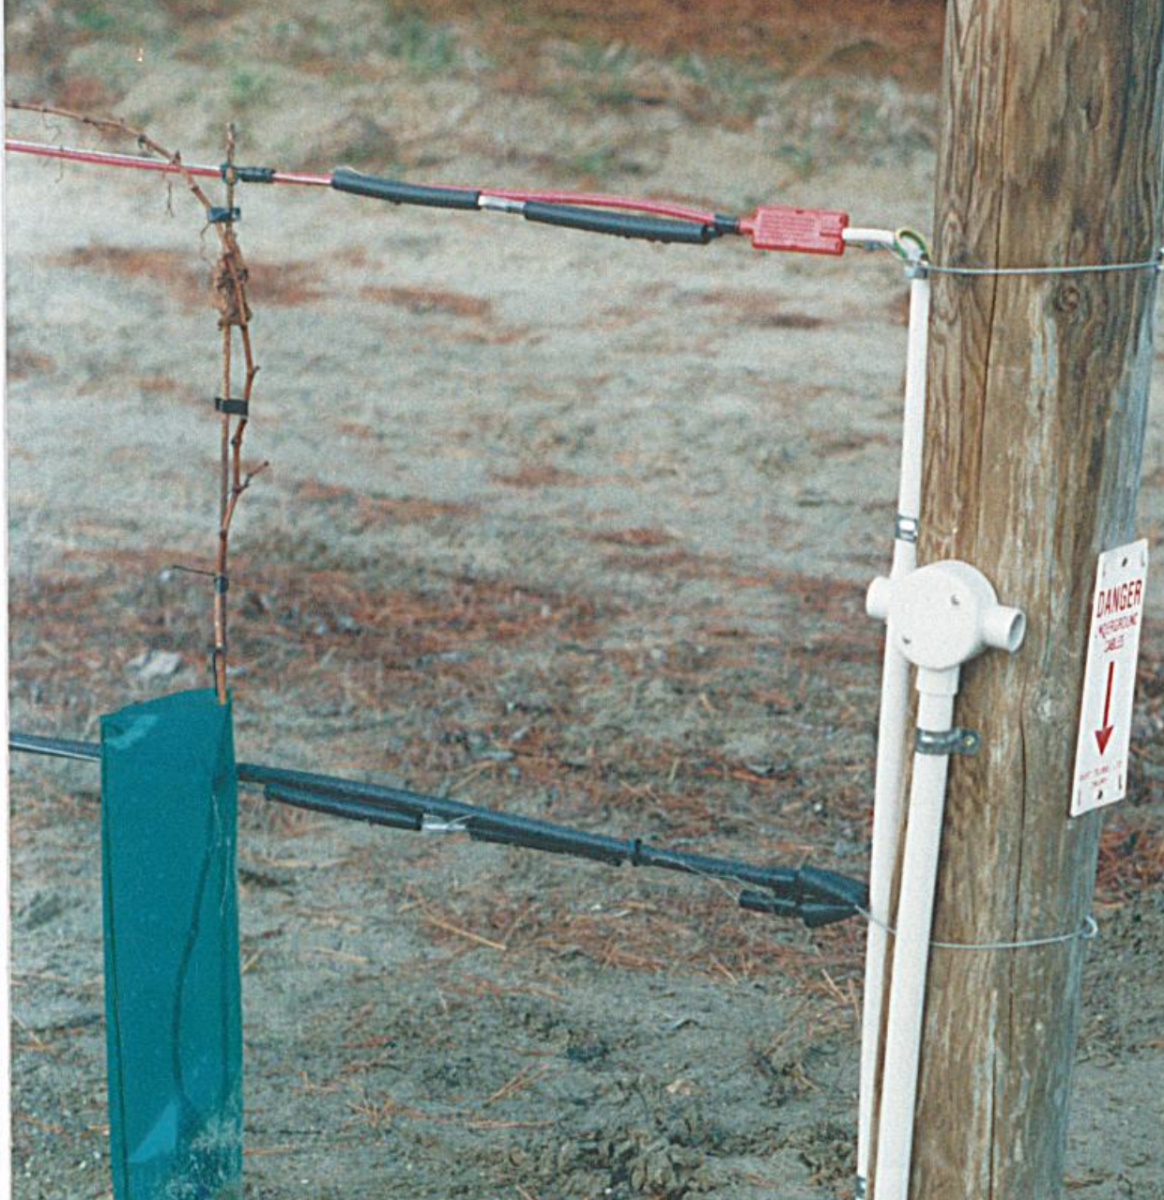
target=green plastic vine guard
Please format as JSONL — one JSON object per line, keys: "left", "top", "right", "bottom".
{"left": 100, "top": 689, "right": 243, "bottom": 1200}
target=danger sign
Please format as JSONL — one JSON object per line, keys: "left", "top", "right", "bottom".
{"left": 1071, "top": 539, "right": 1149, "bottom": 817}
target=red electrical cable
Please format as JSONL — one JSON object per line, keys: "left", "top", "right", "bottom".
{"left": 479, "top": 187, "right": 717, "bottom": 225}
{"left": 6, "top": 136, "right": 859, "bottom": 253}
{"left": 5, "top": 139, "right": 336, "bottom": 187}
{"left": 6, "top": 137, "right": 716, "bottom": 222}
{"left": 7, "top": 137, "right": 222, "bottom": 180}
{"left": 270, "top": 168, "right": 332, "bottom": 187}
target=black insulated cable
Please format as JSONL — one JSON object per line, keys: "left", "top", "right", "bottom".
{"left": 330, "top": 166, "right": 481, "bottom": 210}
{"left": 521, "top": 201, "right": 717, "bottom": 244}
{"left": 246, "top": 763, "right": 636, "bottom": 867}
{"left": 737, "top": 890, "right": 857, "bottom": 928}
{"left": 9, "top": 731, "right": 99, "bottom": 762}
{"left": 263, "top": 783, "right": 423, "bottom": 831}
{"left": 10, "top": 731, "right": 866, "bottom": 926}
{"left": 795, "top": 864, "right": 869, "bottom": 912}
{"left": 630, "top": 842, "right": 799, "bottom": 893}
{"left": 467, "top": 823, "right": 631, "bottom": 867}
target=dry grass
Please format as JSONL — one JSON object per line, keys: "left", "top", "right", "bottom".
{"left": 404, "top": 852, "right": 865, "bottom": 1002}
{"left": 53, "top": 72, "right": 119, "bottom": 114}
{"left": 248, "top": 260, "right": 328, "bottom": 306}
{"left": 421, "top": 0, "right": 945, "bottom": 86}
{"left": 361, "top": 284, "right": 492, "bottom": 319}
{"left": 296, "top": 478, "right": 474, "bottom": 530}
{"left": 1096, "top": 820, "right": 1164, "bottom": 898}
{"left": 51, "top": 246, "right": 208, "bottom": 306}
{"left": 491, "top": 464, "right": 583, "bottom": 488}
{"left": 7, "top": 349, "right": 56, "bottom": 380}
{"left": 590, "top": 527, "right": 676, "bottom": 548}
{"left": 49, "top": 246, "right": 327, "bottom": 309}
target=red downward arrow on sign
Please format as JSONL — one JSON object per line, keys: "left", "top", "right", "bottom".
{"left": 1095, "top": 661, "right": 1116, "bottom": 755}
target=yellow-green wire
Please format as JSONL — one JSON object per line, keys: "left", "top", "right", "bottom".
{"left": 892, "top": 227, "right": 931, "bottom": 262}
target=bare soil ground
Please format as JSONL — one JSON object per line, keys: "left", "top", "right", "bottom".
{"left": 6, "top": 3, "right": 1164, "bottom": 1198}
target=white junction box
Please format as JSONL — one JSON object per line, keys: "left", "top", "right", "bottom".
{"left": 1071, "top": 539, "right": 1149, "bottom": 817}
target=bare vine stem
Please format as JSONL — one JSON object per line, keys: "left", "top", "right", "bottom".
{"left": 8, "top": 98, "right": 266, "bottom": 703}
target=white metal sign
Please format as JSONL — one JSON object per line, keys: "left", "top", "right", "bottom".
{"left": 1071, "top": 539, "right": 1149, "bottom": 816}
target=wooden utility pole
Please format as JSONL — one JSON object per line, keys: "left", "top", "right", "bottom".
{"left": 875, "top": 3, "right": 1164, "bottom": 1197}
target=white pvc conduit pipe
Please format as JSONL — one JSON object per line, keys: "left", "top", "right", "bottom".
{"left": 871, "top": 678, "right": 954, "bottom": 1198}
{"left": 866, "top": 562, "right": 1025, "bottom": 1200}
{"left": 856, "top": 252, "right": 931, "bottom": 1195}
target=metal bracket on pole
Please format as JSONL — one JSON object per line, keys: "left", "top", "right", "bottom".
{"left": 894, "top": 514, "right": 920, "bottom": 543}
{"left": 915, "top": 727, "right": 980, "bottom": 756}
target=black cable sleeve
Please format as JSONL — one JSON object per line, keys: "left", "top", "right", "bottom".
{"left": 239, "top": 760, "right": 483, "bottom": 822}
{"left": 738, "top": 890, "right": 857, "bottom": 928}
{"left": 246, "top": 761, "right": 633, "bottom": 866}
{"left": 263, "top": 783, "right": 422, "bottom": 831}
{"left": 796, "top": 864, "right": 869, "bottom": 910}
{"left": 222, "top": 164, "right": 276, "bottom": 184}
{"left": 738, "top": 891, "right": 800, "bottom": 920}
{"left": 798, "top": 900, "right": 862, "bottom": 929}
{"left": 522, "top": 201, "right": 717, "bottom": 245}
{"left": 467, "top": 824, "right": 630, "bottom": 867}
{"left": 631, "top": 842, "right": 798, "bottom": 893}
{"left": 10, "top": 731, "right": 865, "bottom": 925}
{"left": 330, "top": 166, "right": 480, "bottom": 210}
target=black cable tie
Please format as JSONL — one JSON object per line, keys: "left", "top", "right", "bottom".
{"left": 214, "top": 397, "right": 249, "bottom": 416}
{"left": 221, "top": 163, "right": 276, "bottom": 184}
{"left": 215, "top": 574, "right": 229, "bottom": 595}
{"left": 207, "top": 206, "right": 241, "bottom": 224}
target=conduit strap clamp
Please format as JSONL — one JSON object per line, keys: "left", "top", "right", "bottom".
{"left": 214, "top": 397, "right": 249, "bottom": 416}
{"left": 915, "top": 727, "right": 980, "bottom": 756}
{"left": 894, "top": 514, "right": 919, "bottom": 543}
